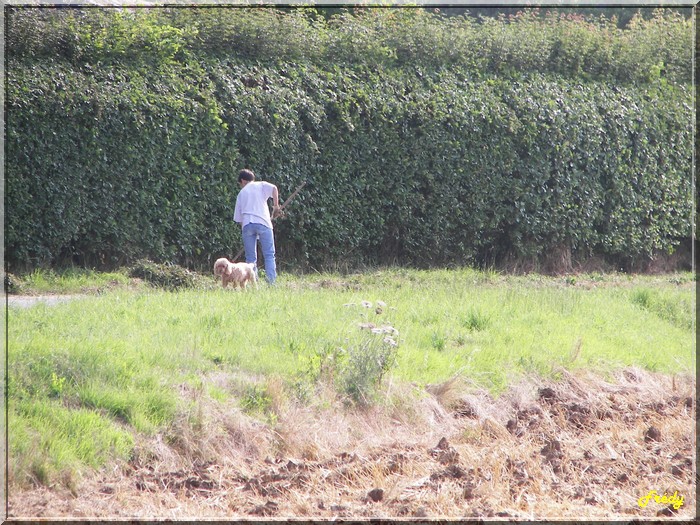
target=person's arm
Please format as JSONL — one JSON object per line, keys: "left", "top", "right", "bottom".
{"left": 271, "top": 185, "right": 281, "bottom": 219}
{"left": 271, "top": 185, "right": 280, "bottom": 208}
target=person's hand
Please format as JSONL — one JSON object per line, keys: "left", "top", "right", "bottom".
{"left": 272, "top": 205, "right": 283, "bottom": 219}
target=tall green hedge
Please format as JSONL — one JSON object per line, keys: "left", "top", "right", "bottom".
{"left": 6, "top": 61, "right": 239, "bottom": 268}
{"left": 5, "top": 7, "right": 694, "bottom": 272}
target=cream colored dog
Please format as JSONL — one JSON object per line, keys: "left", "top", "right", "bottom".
{"left": 213, "top": 258, "right": 257, "bottom": 289}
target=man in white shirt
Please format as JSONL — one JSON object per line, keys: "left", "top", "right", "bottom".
{"left": 233, "top": 169, "right": 281, "bottom": 284}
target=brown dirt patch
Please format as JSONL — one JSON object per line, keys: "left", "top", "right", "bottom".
{"left": 7, "top": 367, "right": 696, "bottom": 520}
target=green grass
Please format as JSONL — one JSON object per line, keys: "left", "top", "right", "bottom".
{"left": 12, "top": 268, "right": 132, "bottom": 295}
{"left": 6, "top": 267, "right": 696, "bottom": 488}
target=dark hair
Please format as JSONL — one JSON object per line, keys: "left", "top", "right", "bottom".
{"left": 238, "top": 169, "right": 255, "bottom": 183}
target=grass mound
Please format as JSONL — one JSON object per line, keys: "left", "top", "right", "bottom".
{"left": 128, "top": 259, "right": 211, "bottom": 290}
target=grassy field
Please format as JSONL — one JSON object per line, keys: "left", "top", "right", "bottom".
{"left": 5, "top": 267, "right": 696, "bottom": 498}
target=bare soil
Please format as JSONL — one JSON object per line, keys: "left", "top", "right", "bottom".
{"left": 8, "top": 368, "right": 696, "bottom": 521}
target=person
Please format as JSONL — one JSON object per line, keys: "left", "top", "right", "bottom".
{"left": 233, "top": 169, "right": 281, "bottom": 285}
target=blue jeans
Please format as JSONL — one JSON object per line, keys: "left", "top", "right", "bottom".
{"left": 242, "top": 222, "right": 277, "bottom": 284}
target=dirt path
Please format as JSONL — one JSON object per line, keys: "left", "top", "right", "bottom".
{"left": 6, "top": 294, "right": 85, "bottom": 308}
{"left": 7, "top": 367, "right": 696, "bottom": 521}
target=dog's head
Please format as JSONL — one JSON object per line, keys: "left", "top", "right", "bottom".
{"left": 213, "top": 258, "right": 232, "bottom": 276}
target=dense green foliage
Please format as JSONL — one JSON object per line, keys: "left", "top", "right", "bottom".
{"left": 5, "top": 7, "right": 694, "bottom": 272}
{"left": 448, "top": 6, "right": 689, "bottom": 29}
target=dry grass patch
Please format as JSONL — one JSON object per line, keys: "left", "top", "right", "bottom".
{"left": 8, "top": 367, "right": 695, "bottom": 520}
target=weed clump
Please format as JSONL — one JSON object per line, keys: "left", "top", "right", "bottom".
{"left": 4, "top": 272, "right": 22, "bottom": 294}
{"left": 630, "top": 287, "right": 693, "bottom": 330}
{"left": 340, "top": 335, "right": 398, "bottom": 407}
{"left": 339, "top": 300, "right": 400, "bottom": 406}
{"left": 462, "top": 308, "right": 491, "bottom": 332}
{"left": 129, "top": 259, "right": 203, "bottom": 290}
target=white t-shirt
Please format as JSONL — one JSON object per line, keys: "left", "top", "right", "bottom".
{"left": 234, "top": 181, "right": 276, "bottom": 229}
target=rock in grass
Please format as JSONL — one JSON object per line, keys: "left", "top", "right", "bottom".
{"left": 644, "top": 426, "right": 662, "bottom": 442}
{"left": 367, "top": 488, "right": 384, "bottom": 502}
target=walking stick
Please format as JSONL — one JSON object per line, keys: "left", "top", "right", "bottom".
{"left": 231, "top": 181, "right": 307, "bottom": 262}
